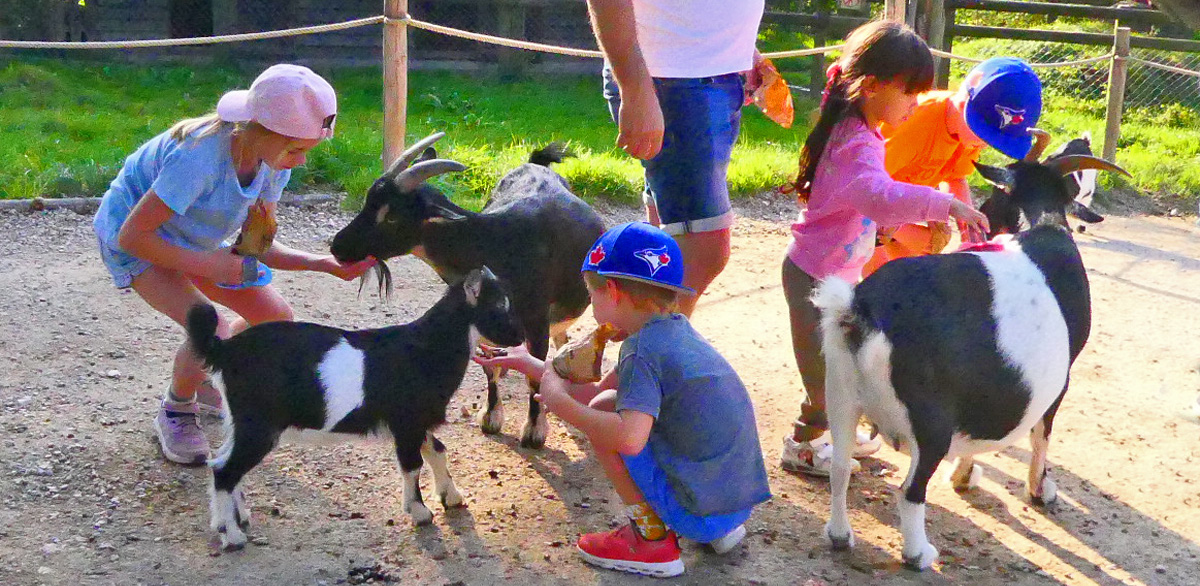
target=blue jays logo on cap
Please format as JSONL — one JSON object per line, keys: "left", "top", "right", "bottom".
{"left": 994, "top": 105, "right": 1026, "bottom": 129}
{"left": 634, "top": 247, "right": 672, "bottom": 276}
{"left": 581, "top": 222, "right": 693, "bottom": 294}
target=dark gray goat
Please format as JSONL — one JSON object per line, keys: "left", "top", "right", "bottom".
{"left": 330, "top": 133, "right": 605, "bottom": 448}
{"left": 814, "top": 131, "right": 1128, "bottom": 570}
{"left": 187, "top": 267, "right": 524, "bottom": 549}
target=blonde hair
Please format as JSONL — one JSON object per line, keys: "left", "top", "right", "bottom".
{"left": 584, "top": 272, "right": 679, "bottom": 313}
{"left": 167, "top": 113, "right": 275, "bottom": 144}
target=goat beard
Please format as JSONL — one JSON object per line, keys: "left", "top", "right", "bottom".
{"left": 357, "top": 260, "right": 393, "bottom": 303}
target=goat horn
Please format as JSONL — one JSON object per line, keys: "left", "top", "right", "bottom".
{"left": 1024, "top": 128, "right": 1052, "bottom": 162}
{"left": 395, "top": 159, "right": 467, "bottom": 192}
{"left": 1045, "top": 154, "right": 1132, "bottom": 178}
{"left": 384, "top": 132, "right": 447, "bottom": 178}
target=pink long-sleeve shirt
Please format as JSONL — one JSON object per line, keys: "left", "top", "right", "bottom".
{"left": 786, "top": 116, "right": 954, "bottom": 282}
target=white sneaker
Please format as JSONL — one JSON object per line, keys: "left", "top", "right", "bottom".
{"left": 780, "top": 430, "right": 880, "bottom": 477}
{"left": 706, "top": 524, "right": 746, "bottom": 555}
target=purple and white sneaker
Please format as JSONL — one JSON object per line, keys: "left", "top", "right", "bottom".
{"left": 153, "top": 402, "right": 210, "bottom": 465}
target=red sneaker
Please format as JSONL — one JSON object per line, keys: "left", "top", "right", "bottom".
{"left": 576, "top": 523, "right": 684, "bottom": 578}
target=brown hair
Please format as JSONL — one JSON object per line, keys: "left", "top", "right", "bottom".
{"left": 583, "top": 272, "right": 679, "bottom": 313}
{"left": 791, "top": 20, "right": 935, "bottom": 202}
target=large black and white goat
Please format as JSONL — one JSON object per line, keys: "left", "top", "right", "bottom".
{"left": 330, "top": 133, "right": 605, "bottom": 448}
{"left": 186, "top": 267, "right": 524, "bottom": 550}
{"left": 813, "top": 132, "right": 1129, "bottom": 570}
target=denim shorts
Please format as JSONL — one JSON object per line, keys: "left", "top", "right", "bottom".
{"left": 603, "top": 69, "right": 743, "bottom": 235}
{"left": 622, "top": 446, "right": 752, "bottom": 543}
{"left": 96, "top": 234, "right": 151, "bottom": 289}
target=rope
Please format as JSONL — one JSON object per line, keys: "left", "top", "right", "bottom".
{"left": 0, "top": 15, "right": 384, "bottom": 49}
{"left": 931, "top": 48, "right": 1114, "bottom": 68}
{"left": 396, "top": 16, "right": 603, "bottom": 58}
{"left": 1128, "top": 56, "right": 1200, "bottom": 78}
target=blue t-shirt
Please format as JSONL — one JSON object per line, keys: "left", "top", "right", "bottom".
{"left": 93, "top": 124, "right": 290, "bottom": 252}
{"left": 616, "top": 313, "right": 771, "bottom": 517}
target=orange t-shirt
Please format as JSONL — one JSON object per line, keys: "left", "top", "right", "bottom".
{"left": 881, "top": 91, "right": 984, "bottom": 190}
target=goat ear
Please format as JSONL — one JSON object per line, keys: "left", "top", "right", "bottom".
{"left": 1069, "top": 200, "right": 1105, "bottom": 223}
{"left": 463, "top": 269, "right": 484, "bottom": 306}
{"left": 974, "top": 162, "right": 1014, "bottom": 191}
{"left": 416, "top": 147, "right": 438, "bottom": 163}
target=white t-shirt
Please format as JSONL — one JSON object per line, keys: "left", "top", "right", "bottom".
{"left": 633, "top": 0, "right": 765, "bottom": 78}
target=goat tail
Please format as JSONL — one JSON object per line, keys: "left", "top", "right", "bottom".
{"left": 185, "top": 303, "right": 223, "bottom": 370}
{"left": 529, "top": 142, "right": 574, "bottom": 167}
{"left": 812, "top": 278, "right": 865, "bottom": 407}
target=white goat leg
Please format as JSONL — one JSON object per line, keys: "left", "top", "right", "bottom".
{"left": 400, "top": 467, "right": 434, "bottom": 526}
{"left": 948, "top": 456, "right": 982, "bottom": 492}
{"left": 209, "top": 487, "right": 247, "bottom": 550}
{"left": 1027, "top": 420, "right": 1058, "bottom": 505}
{"left": 421, "top": 435, "right": 464, "bottom": 508}
{"left": 898, "top": 497, "right": 938, "bottom": 570}
{"left": 825, "top": 404, "right": 857, "bottom": 550}
{"left": 477, "top": 399, "right": 504, "bottom": 435}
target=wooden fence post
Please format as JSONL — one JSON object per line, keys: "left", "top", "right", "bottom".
{"left": 886, "top": 0, "right": 907, "bottom": 22}
{"left": 383, "top": 0, "right": 409, "bottom": 170}
{"left": 1102, "top": 24, "right": 1130, "bottom": 163}
{"left": 497, "top": 1, "right": 529, "bottom": 80}
{"left": 929, "top": 0, "right": 952, "bottom": 89}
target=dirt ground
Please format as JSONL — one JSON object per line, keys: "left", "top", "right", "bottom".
{"left": 1, "top": 195, "right": 1199, "bottom": 586}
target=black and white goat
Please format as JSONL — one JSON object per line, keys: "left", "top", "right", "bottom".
{"left": 185, "top": 267, "right": 524, "bottom": 550}
{"left": 330, "top": 133, "right": 605, "bottom": 448}
{"left": 813, "top": 133, "right": 1128, "bottom": 570}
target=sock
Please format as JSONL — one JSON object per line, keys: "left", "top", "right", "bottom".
{"left": 625, "top": 502, "right": 667, "bottom": 541}
{"left": 166, "top": 390, "right": 195, "bottom": 404}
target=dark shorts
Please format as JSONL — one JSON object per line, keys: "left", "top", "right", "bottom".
{"left": 603, "top": 69, "right": 743, "bottom": 235}
{"left": 622, "top": 446, "right": 751, "bottom": 543}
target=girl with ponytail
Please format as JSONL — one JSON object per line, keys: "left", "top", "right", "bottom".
{"left": 779, "top": 20, "right": 990, "bottom": 476}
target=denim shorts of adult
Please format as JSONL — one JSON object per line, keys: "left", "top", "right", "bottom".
{"left": 96, "top": 234, "right": 151, "bottom": 289}
{"left": 603, "top": 68, "right": 743, "bottom": 236}
{"left": 622, "top": 446, "right": 752, "bottom": 544}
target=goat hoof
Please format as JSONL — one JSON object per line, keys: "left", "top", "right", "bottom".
{"left": 478, "top": 406, "right": 504, "bottom": 435}
{"left": 218, "top": 526, "right": 248, "bottom": 551}
{"left": 1030, "top": 477, "right": 1058, "bottom": 507}
{"left": 951, "top": 464, "right": 982, "bottom": 493}
{"left": 409, "top": 504, "right": 434, "bottom": 526}
{"left": 441, "top": 487, "right": 465, "bottom": 509}
{"left": 902, "top": 543, "right": 938, "bottom": 571}
{"left": 519, "top": 416, "right": 547, "bottom": 449}
{"left": 824, "top": 524, "right": 855, "bottom": 551}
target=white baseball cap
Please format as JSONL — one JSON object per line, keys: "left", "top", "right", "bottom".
{"left": 216, "top": 64, "right": 337, "bottom": 140}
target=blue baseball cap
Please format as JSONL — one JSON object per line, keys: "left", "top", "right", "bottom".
{"left": 964, "top": 57, "right": 1043, "bottom": 160}
{"left": 581, "top": 222, "right": 694, "bottom": 294}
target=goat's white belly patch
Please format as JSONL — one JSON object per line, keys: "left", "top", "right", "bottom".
{"left": 316, "top": 338, "right": 366, "bottom": 430}
{"left": 971, "top": 249, "right": 1070, "bottom": 433}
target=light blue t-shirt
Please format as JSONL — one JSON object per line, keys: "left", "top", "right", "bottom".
{"left": 93, "top": 124, "right": 290, "bottom": 254}
{"left": 616, "top": 313, "right": 771, "bottom": 517}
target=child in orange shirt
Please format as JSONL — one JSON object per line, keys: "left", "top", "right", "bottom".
{"left": 863, "top": 57, "right": 1042, "bottom": 275}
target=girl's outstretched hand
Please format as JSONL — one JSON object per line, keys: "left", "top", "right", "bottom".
{"left": 319, "top": 255, "right": 377, "bottom": 281}
{"left": 948, "top": 200, "right": 990, "bottom": 241}
{"left": 472, "top": 344, "right": 545, "bottom": 380}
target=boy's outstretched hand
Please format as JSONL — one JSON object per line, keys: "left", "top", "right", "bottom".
{"left": 534, "top": 368, "right": 573, "bottom": 415}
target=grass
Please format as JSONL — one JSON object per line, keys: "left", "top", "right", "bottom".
{"left": 0, "top": 59, "right": 802, "bottom": 209}
{"left": 1, "top": 56, "right": 1197, "bottom": 209}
